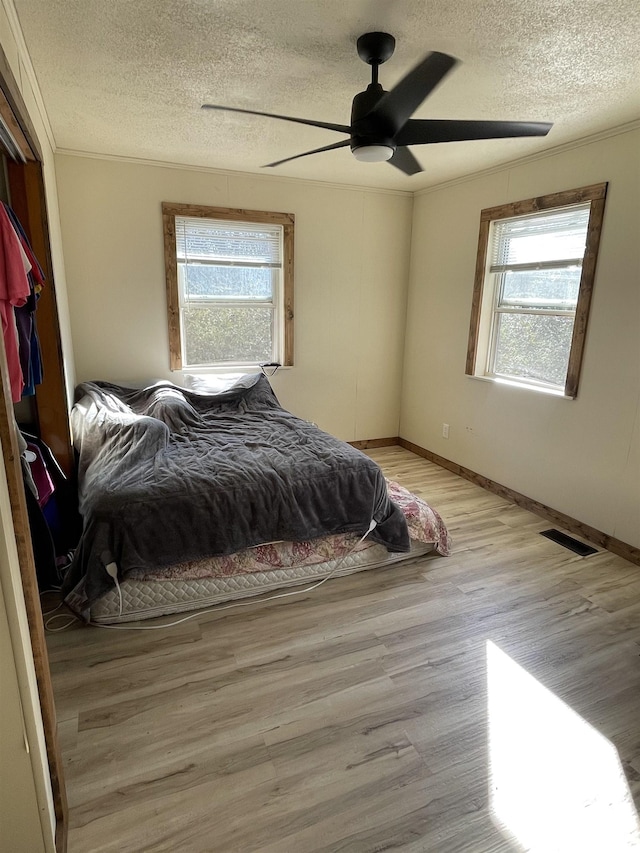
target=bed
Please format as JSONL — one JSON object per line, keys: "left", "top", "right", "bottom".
{"left": 62, "top": 374, "right": 450, "bottom": 624}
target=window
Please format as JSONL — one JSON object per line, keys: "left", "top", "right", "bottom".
{"left": 163, "top": 203, "right": 294, "bottom": 370}
{"left": 466, "top": 184, "right": 607, "bottom": 397}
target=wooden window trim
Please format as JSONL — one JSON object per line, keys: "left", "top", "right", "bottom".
{"left": 162, "top": 202, "right": 294, "bottom": 371}
{"left": 466, "top": 183, "right": 608, "bottom": 398}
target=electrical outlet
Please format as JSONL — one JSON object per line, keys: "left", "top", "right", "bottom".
{"left": 442, "top": 423, "right": 450, "bottom": 439}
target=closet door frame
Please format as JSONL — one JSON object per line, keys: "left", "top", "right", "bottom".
{"left": 7, "top": 159, "right": 73, "bottom": 475}
{"left": 0, "top": 43, "right": 68, "bottom": 853}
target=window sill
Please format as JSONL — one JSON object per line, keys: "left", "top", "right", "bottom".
{"left": 179, "top": 365, "right": 291, "bottom": 374}
{"left": 466, "top": 374, "right": 574, "bottom": 399}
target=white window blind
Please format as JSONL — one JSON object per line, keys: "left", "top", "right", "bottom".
{"left": 176, "top": 216, "right": 282, "bottom": 268}
{"left": 174, "top": 215, "right": 283, "bottom": 367}
{"left": 490, "top": 203, "right": 590, "bottom": 274}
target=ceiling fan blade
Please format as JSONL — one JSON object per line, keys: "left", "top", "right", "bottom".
{"left": 358, "top": 52, "right": 458, "bottom": 136}
{"left": 263, "top": 139, "right": 351, "bottom": 168}
{"left": 396, "top": 119, "right": 553, "bottom": 146}
{"left": 201, "top": 104, "right": 351, "bottom": 135}
{"left": 389, "top": 147, "right": 423, "bottom": 176}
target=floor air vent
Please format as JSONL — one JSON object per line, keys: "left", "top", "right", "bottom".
{"left": 540, "top": 529, "right": 598, "bottom": 556}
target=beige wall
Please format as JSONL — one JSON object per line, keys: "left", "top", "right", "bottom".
{"left": 55, "top": 155, "right": 413, "bottom": 441}
{"left": 55, "top": 135, "right": 640, "bottom": 545}
{"left": 401, "top": 128, "right": 640, "bottom": 548}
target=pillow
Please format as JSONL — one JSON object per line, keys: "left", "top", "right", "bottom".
{"left": 182, "top": 372, "right": 255, "bottom": 393}
{"left": 144, "top": 386, "right": 199, "bottom": 431}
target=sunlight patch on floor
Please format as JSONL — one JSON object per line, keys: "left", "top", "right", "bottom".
{"left": 486, "top": 640, "right": 640, "bottom": 852}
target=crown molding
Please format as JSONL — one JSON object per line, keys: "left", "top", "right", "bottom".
{"left": 414, "top": 119, "right": 640, "bottom": 197}
{"left": 53, "top": 148, "right": 415, "bottom": 197}
{"left": 5, "top": 0, "right": 636, "bottom": 203}
{"left": 55, "top": 116, "right": 640, "bottom": 200}
{"left": 1, "top": 0, "right": 56, "bottom": 153}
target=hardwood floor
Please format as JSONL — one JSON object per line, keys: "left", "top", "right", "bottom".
{"left": 45, "top": 447, "right": 640, "bottom": 852}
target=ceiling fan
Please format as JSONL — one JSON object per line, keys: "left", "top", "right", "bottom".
{"left": 202, "top": 32, "right": 552, "bottom": 176}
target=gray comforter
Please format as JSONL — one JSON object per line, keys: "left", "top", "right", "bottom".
{"left": 63, "top": 375, "right": 409, "bottom": 617}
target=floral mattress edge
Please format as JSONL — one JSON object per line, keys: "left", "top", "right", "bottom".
{"left": 130, "top": 480, "right": 450, "bottom": 582}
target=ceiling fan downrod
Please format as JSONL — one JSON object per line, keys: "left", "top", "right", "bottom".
{"left": 351, "top": 32, "right": 398, "bottom": 160}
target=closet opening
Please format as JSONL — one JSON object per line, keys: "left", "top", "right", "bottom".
{"left": 0, "top": 45, "right": 70, "bottom": 853}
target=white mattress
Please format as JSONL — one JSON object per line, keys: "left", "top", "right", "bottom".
{"left": 90, "top": 540, "right": 433, "bottom": 624}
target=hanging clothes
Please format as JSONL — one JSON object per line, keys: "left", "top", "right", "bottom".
{"left": 3, "top": 203, "right": 45, "bottom": 396}
{"left": 20, "top": 429, "right": 80, "bottom": 589}
{"left": 0, "top": 203, "right": 30, "bottom": 402}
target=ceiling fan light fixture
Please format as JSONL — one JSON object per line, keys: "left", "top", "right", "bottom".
{"left": 352, "top": 143, "right": 395, "bottom": 163}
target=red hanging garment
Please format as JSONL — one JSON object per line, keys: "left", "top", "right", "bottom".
{"left": 0, "top": 204, "right": 30, "bottom": 402}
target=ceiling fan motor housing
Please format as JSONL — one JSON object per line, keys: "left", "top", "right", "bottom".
{"left": 350, "top": 84, "right": 396, "bottom": 155}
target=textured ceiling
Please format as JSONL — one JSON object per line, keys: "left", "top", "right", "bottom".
{"left": 12, "top": 0, "right": 640, "bottom": 191}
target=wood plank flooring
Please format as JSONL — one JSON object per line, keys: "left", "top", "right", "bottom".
{"left": 45, "top": 448, "right": 640, "bottom": 852}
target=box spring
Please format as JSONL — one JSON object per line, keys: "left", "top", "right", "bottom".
{"left": 90, "top": 540, "right": 433, "bottom": 624}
